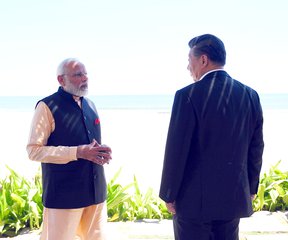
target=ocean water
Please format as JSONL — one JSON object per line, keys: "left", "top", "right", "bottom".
{"left": 0, "top": 93, "right": 288, "bottom": 111}
{"left": 0, "top": 94, "right": 288, "bottom": 191}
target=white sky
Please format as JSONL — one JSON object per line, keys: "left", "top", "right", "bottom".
{"left": 1, "top": 0, "right": 288, "bottom": 96}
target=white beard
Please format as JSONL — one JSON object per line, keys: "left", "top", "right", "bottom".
{"left": 64, "top": 81, "right": 88, "bottom": 97}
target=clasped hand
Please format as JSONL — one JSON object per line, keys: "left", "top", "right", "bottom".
{"left": 77, "top": 139, "right": 112, "bottom": 165}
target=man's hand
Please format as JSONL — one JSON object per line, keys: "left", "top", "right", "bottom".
{"left": 166, "top": 202, "right": 176, "bottom": 215}
{"left": 77, "top": 139, "right": 112, "bottom": 165}
{"left": 251, "top": 194, "right": 256, "bottom": 200}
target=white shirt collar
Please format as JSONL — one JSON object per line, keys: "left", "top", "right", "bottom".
{"left": 198, "top": 69, "right": 225, "bottom": 81}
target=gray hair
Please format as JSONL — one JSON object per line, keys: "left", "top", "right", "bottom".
{"left": 56, "top": 58, "right": 80, "bottom": 76}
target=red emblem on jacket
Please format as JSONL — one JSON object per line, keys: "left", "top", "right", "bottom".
{"left": 94, "top": 118, "right": 100, "bottom": 125}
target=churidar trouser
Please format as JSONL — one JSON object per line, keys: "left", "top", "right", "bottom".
{"left": 40, "top": 202, "right": 107, "bottom": 240}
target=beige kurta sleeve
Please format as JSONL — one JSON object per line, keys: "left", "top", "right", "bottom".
{"left": 26, "top": 101, "right": 78, "bottom": 164}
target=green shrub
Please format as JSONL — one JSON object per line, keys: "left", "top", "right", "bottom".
{"left": 1, "top": 161, "right": 287, "bottom": 237}
{"left": 0, "top": 166, "right": 171, "bottom": 237}
{"left": 0, "top": 166, "right": 42, "bottom": 237}
{"left": 106, "top": 167, "right": 135, "bottom": 221}
{"left": 253, "top": 160, "right": 288, "bottom": 211}
{"left": 107, "top": 168, "right": 172, "bottom": 221}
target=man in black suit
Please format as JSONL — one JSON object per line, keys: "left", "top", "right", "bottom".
{"left": 159, "top": 34, "right": 264, "bottom": 240}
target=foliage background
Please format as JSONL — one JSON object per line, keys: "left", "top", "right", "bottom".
{"left": 1, "top": 162, "right": 288, "bottom": 237}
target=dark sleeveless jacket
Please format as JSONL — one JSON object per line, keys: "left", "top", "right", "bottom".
{"left": 39, "top": 87, "right": 106, "bottom": 208}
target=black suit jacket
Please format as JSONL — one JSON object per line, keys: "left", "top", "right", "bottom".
{"left": 159, "top": 71, "right": 264, "bottom": 221}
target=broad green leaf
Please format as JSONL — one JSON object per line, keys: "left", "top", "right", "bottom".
{"left": 269, "top": 189, "right": 279, "bottom": 203}
{"left": 283, "top": 194, "right": 288, "bottom": 205}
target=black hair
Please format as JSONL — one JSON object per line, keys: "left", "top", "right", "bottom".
{"left": 188, "top": 34, "right": 226, "bottom": 66}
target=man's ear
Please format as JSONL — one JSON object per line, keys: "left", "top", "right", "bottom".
{"left": 57, "top": 75, "right": 65, "bottom": 86}
{"left": 201, "top": 55, "right": 209, "bottom": 66}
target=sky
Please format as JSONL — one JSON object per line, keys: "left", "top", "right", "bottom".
{"left": 0, "top": 0, "right": 288, "bottom": 96}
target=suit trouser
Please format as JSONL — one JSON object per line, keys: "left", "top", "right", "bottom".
{"left": 40, "top": 202, "right": 107, "bottom": 240}
{"left": 173, "top": 215, "right": 240, "bottom": 240}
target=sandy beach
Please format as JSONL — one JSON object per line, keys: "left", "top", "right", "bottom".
{"left": 1, "top": 108, "right": 288, "bottom": 192}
